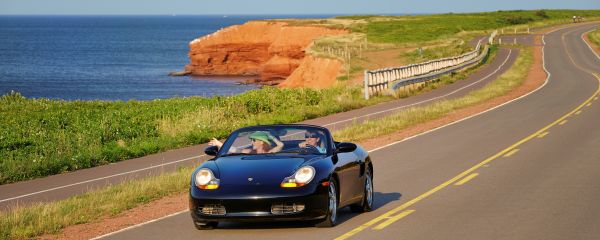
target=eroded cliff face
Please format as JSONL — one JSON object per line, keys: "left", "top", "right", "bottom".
{"left": 279, "top": 56, "right": 342, "bottom": 89}
{"left": 185, "top": 21, "right": 346, "bottom": 87}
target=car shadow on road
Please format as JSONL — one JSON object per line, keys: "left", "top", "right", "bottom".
{"left": 215, "top": 191, "right": 401, "bottom": 230}
{"left": 335, "top": 191, "right": 401, "bottom": 224}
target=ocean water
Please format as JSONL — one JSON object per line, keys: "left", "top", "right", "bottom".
{"left": 0, "top": 15, "right": 332, "bottom": 101}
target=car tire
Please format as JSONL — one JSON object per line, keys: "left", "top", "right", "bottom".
{"left": 350, "top": 168, "right": 374, "bottom": 213}
{"left": 315, "top": 179, "right": 339, "bottom": 228}
{"left": 194, "top": 221, "right": 218, "bottom": 230}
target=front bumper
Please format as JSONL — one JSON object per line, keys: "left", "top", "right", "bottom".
{"left": 189, "top": 184, "right": 329, "bottom": 223}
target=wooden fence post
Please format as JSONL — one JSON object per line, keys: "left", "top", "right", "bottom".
{"left": 364, "top": 71, "right": 369, "bottom": 100}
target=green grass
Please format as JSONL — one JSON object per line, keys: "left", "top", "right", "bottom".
{"left": 0, "top": 88, "right": 393, "bottom": 184}
{"left": 0, "top": 166, "right": 193, "bottom": 240}
{"left": 339, "top": 10, "right": 600, "bottom": 44}
{"left": 334, "top": 46, "right": 532, "bottom": 142}
{"left": 589, "top": 28, "right": 600, "bottom": 48}
{"left": 0, "top": 45, "right": 529, "bottom": 240}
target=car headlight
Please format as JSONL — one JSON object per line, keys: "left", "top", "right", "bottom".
{"left": 281, "top": 166, "right": 315, "bottom": 188}
{"left": 195, "top": 168, "right": 220, "bottom": 190}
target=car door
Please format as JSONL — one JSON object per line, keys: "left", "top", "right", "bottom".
{"left": 335, "top": 150, "right": 362, "bottom": 206}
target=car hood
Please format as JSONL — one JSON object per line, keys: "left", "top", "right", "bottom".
{"left": 214, "top": 154, "right": 321, "bottom": 186}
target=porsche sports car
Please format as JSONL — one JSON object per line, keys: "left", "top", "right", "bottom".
{"left": 189, "top": 124, "right": 374, "bottom": 229}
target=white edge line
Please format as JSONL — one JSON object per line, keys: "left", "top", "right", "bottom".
{"left": 0, "top": 45, "right": 513, "bottom": 203}
{"left": 0, "top": 155, "right": 205, "bottom": 203}
{"left": 581, "top": 27, "right": 600, "bottom": 60}
{"left": 93, "top": 28, "right": 557, "bottom": 239}
{"left": 89, "top": 209, "right": 189, "bottom": 240}
{"left": 323, "top": 48, "right": 514, "bottom": 127}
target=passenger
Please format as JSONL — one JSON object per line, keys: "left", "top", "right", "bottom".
{"left": 209, "top": 131, "right": 283, "bottom": 154}
{"left": 299, "top": 130, "right": 326, "bottom": 154}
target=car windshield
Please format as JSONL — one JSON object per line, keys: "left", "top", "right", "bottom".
{"left": 220, "top": 126, "right": 329, "bottom": 156}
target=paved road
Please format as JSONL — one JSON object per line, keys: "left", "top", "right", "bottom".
{"left": 98, "top": 23, "right": 600, "bottom": 240}
{"left": 0, "top": 40, "right": 518, "bottom": 210}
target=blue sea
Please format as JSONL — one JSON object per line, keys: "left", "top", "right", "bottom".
{"left": 0, "top": 15, "right": 333, "bottom": 101}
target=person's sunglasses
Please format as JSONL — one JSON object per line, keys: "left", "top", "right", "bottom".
{"left": 305, "top": 134, "right": 318, "bottom": 138}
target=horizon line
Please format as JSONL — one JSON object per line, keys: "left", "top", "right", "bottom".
{"left": 2, "top": 9, "right": 596, "bottom": 17}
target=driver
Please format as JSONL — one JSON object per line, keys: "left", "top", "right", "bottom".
{"left": 298, "top": 130, "right": 326, "bottom": 154}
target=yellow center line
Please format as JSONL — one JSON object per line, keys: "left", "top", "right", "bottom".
{"left": 454, "top": 173, "right": 479, "bottom": 186}
{"left": 334, "top": 29, "right": 600, "bottom": 240}
{"left": 559, "top": 120, "right": 568, "bottom": 125}
{"left": 575, "top": 110, "right": 582, "bottom": 115}
{"left": 537, "top": 132, "right": 549, "bottom": 138}
{"left": 372, "top": 210, "right": 416, "bottom": 230}
{"left": 503, "top": 149, "right": 520, "bottom": 158}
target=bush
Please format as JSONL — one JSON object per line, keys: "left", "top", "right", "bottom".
{"left": 504, "top": 16, "right": 534, "bottom": 25}
{"left": 535, "top": 10, "right": 549, "bottom": 19}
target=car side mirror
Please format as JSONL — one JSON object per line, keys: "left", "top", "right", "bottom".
{"left": 204, "top": 146, "right": 219, "bottom": 156}
{"left": 336, "top": 142, "right": 357, "bottom": 153}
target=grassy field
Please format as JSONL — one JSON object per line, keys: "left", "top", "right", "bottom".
{"left": 307, "top": 10, "right": 600, "bottom": 83}
{"left": 0, "top": 45, "right": 526, "bottom": 240}
{"left": 0, "top": 88, "right": 393, "bottom": 184}
{"left": 339, "top": 10, "right": 600, "bottom": 44}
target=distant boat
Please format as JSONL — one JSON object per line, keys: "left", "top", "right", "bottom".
{"left": 223, "top": 15, "right": 228, "bottom": 18}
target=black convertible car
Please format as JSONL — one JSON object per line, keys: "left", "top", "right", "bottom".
{"left": 189, "top": 124, "right": 374, "bottom": 229}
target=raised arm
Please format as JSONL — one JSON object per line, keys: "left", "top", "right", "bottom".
{"left": 267, "top": 133, "right": 284, "bottom": 153}
{"left": 208, "top": 138, "right": 223, "bottom": 148}
{"left": 209, "top": 138, "right": 240, "bottom": 153}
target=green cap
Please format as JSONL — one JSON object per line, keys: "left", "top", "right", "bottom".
{"left": 249, "top": 131, "right": 272, "bottom": 146}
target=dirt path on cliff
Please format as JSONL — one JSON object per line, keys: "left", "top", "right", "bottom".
{"left": 39, "top": 37, "right": 550, "bottom": 240}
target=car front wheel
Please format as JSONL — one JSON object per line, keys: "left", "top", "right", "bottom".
{"left": 316, "top": 179, "right": 338, "bottom": 227}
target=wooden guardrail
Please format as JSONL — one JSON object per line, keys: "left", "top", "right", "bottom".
{"left": 364, "top": 31, "right": 497, "bottom": 99}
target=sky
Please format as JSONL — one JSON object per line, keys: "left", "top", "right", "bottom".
{"left": 1, "top": 0, "right": 599, "bottom": 15}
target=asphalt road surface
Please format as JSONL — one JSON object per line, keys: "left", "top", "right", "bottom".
{"left": 0, "top": 39, "right": 518, "bottom": 209}
{"left": 97, "top": 23, "right": 600, "bottom": 240}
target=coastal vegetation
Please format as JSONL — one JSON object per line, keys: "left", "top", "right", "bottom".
{"left": 0, "top": 44, "right": 529, "bottom": 240}
{"left": 0, "top": 88, "right": 391, "bottom": 184}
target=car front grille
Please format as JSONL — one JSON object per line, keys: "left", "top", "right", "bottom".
{"left": 198, "top": 204, "right": 226, "bottom": 215}
{"left": 271, "top": 203, "right": 305, "bottom": 214}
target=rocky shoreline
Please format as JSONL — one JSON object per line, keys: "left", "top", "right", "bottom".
{"left": 182, "top": 21, "right": 347, "bottom": 88}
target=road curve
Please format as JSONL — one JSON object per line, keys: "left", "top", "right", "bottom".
{"left": 0, "top": 44, "right": 518, "bottom": 210}
{"left": 97, "top": 23, "right": 600, "bottom": 240}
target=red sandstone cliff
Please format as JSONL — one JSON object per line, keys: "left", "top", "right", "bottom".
{"left": 279, "top": 56, "right": 342, "bottom": 89}
{"left": 185, "top": 21, "right": 347, "bottom": 87}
